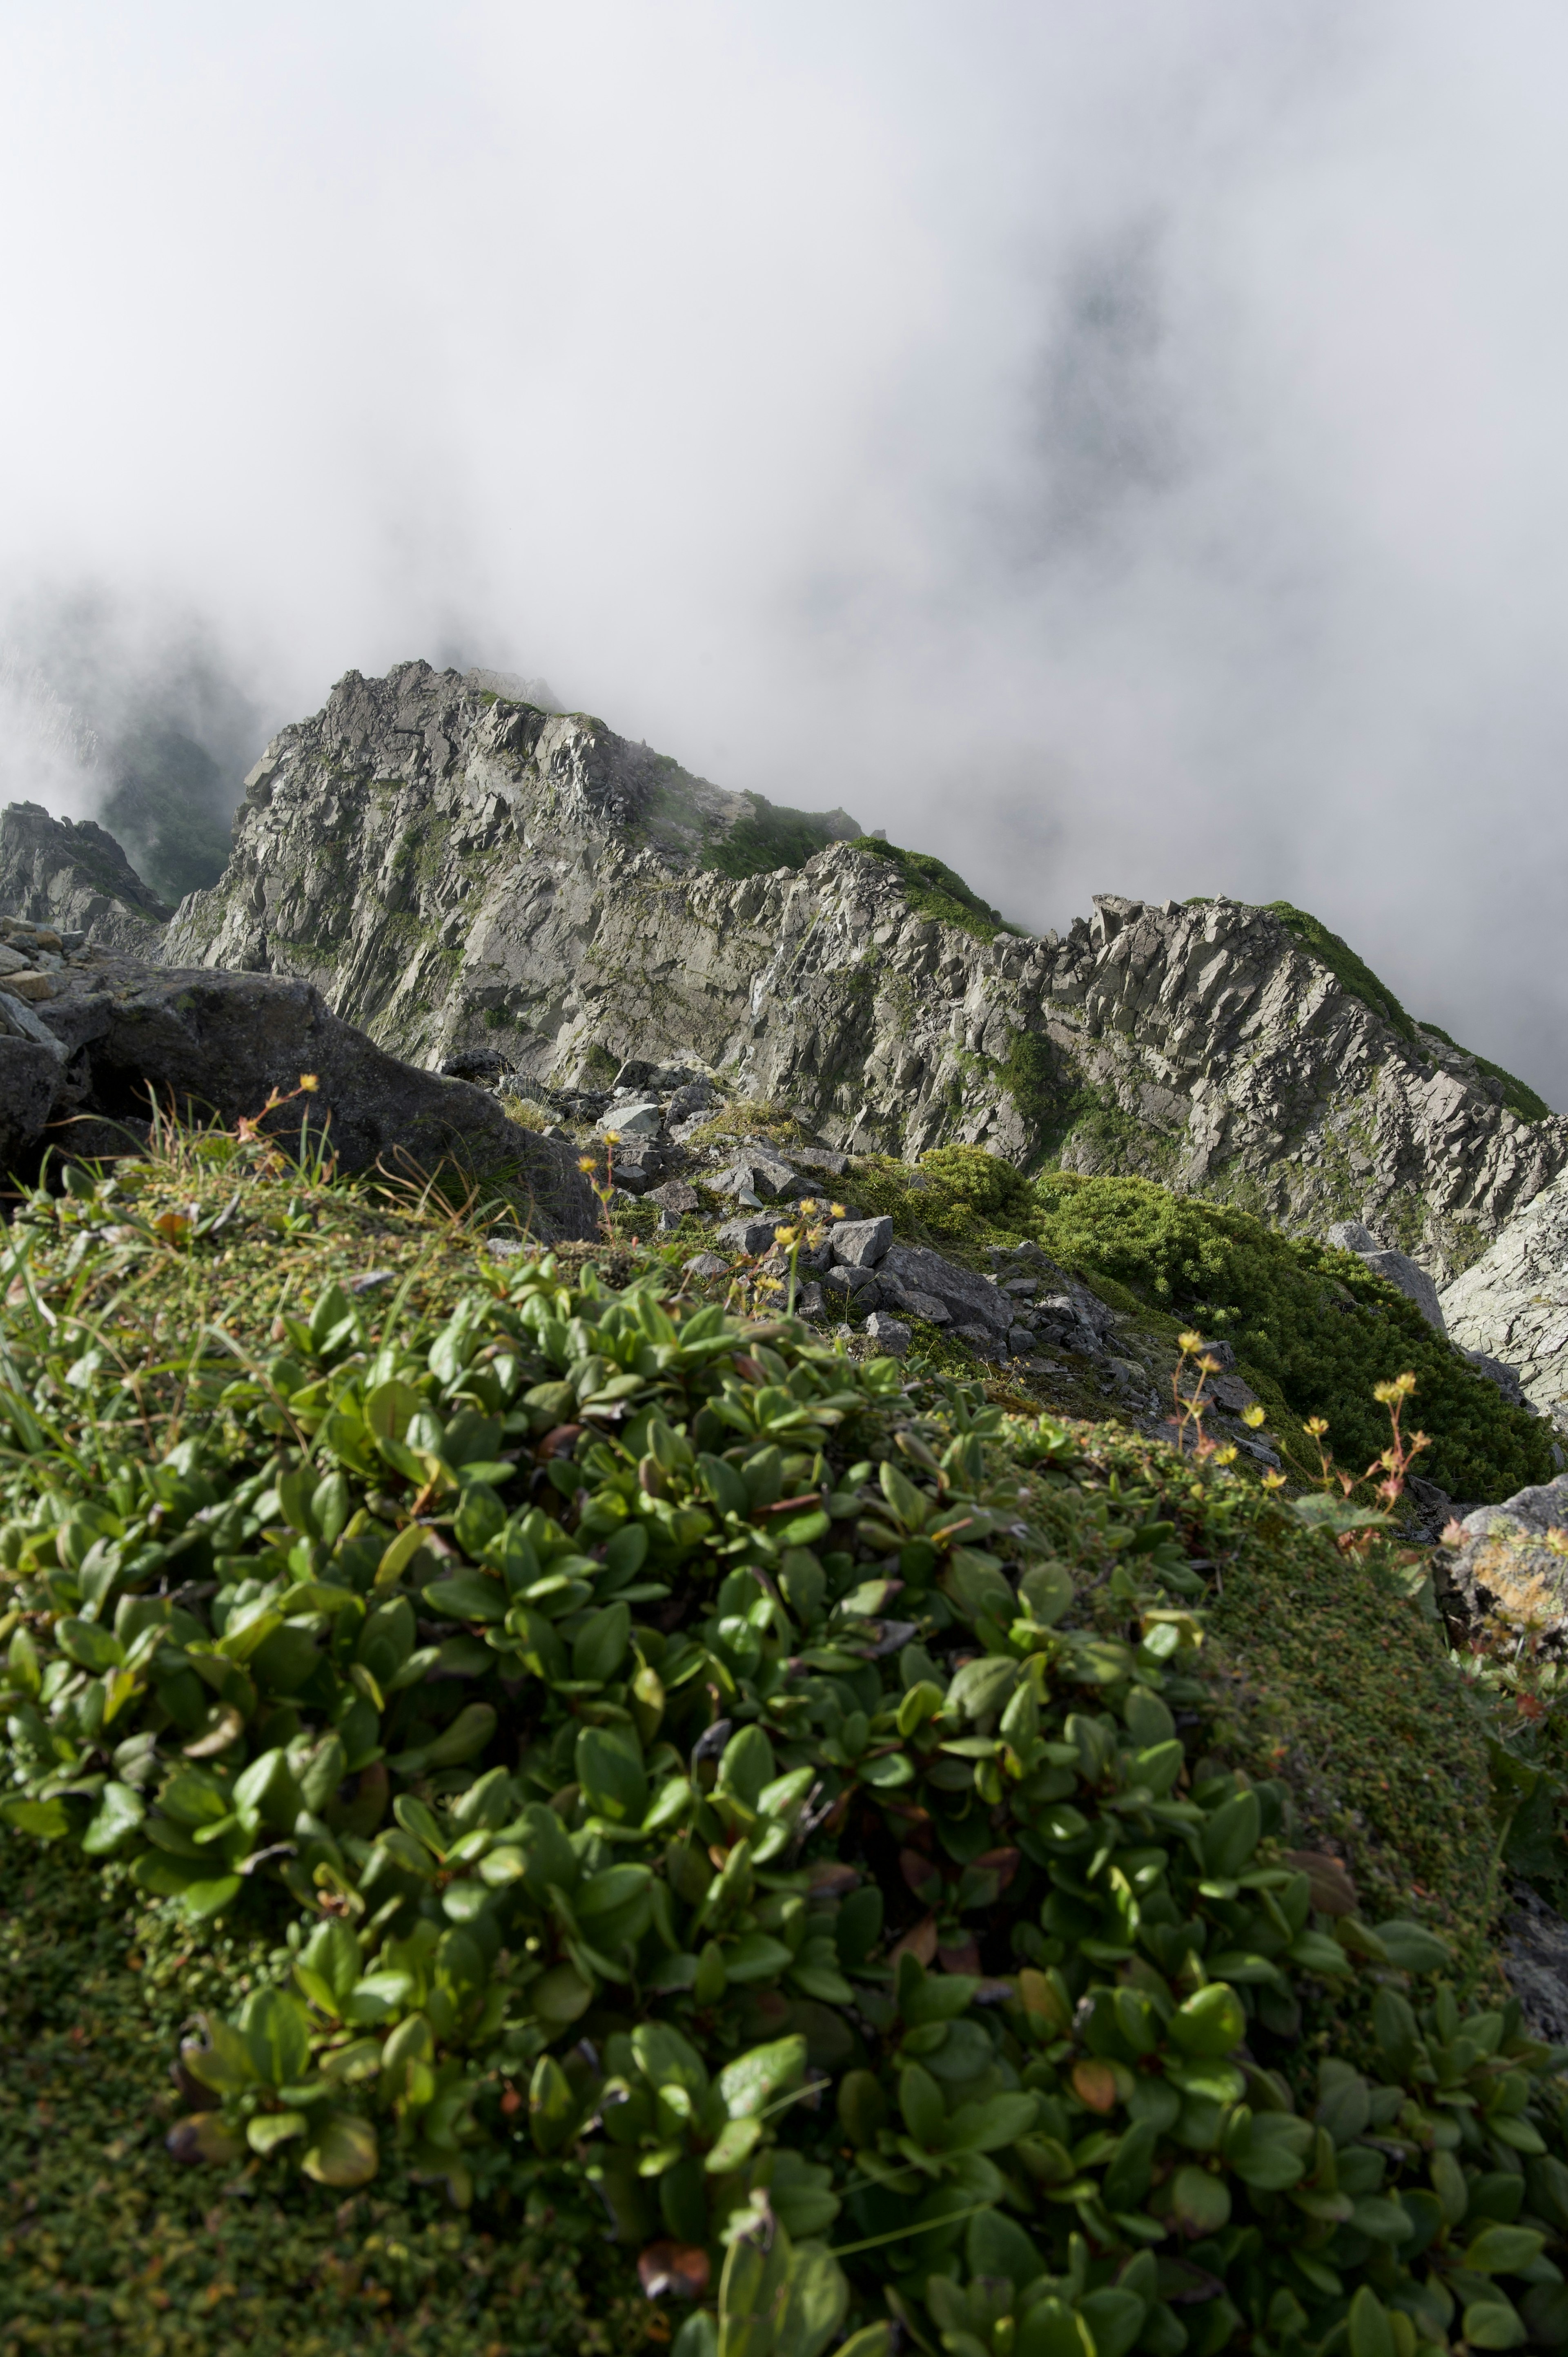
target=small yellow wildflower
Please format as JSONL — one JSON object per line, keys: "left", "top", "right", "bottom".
{"left": 1177, "top": 1329, "right": 1204, "bottom": 1354}
{"left": 578, "top": 1155, "right": 597, "bottom": 1173}
{"left": 830, "top": 1202, "right": 847, "bottom": 1220}
{"left": 1261, "top": 1468, "right": 1287, "bottom": 1491}
{"left": 1242, "top": 1405, "right": 1266, "bottom": 1429}
{"left": 298, "top": 1073, "right": 320, "bottom": 1093}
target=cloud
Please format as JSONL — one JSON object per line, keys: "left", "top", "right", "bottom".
{"left": 2, "top": 1, "right": 1567, "bottom": 1095}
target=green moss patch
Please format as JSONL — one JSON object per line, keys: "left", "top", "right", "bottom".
{"left": 701, "top": 795, "right": 858, "bottom": 882}
{"left": 853, "top": 838, "right": 1008, "bottom": 942}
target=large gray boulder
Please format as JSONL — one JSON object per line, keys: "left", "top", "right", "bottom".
{"left": 0, "top": 950, "right": 598, "bottom": 1236}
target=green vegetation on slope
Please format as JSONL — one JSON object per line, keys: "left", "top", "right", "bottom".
{"left": 855, "top": 837, "right": 1007, "bottom": 941}
{"left": 1029, "top": 1168, "right": 1555, "bottom": 1503}
{"left": 4, "top": 1130, "right": 1568, "bottom": 2353}
{"left": 1417, "top": 1024, "right": 1554, "bottom": 1123}
{"left": 702, "top": 794, "right": 857, "bottom": 882}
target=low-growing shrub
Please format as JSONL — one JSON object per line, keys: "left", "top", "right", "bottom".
{"left": 4, "top": 1153, "right": 1568, "bottom": 2356}
{"left": 1029, "top": 1172, "right": 1555, "bottom": 1504}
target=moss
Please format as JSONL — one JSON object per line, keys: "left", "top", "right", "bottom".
{"left": 853, "top": 837, "right": 1008, "bottom": 942}
{"left": 0, "top": 1844, "right": 633, "bottom": 2354}
{"left": 700, "top": 793, "right": 856, "bottom": 882}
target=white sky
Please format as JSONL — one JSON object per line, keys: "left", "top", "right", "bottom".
{"left": 3, "top": 2, "right": 1568, "bottom": 1097}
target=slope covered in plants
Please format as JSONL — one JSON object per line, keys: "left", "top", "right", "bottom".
{"left": 4, "top": 1127, "right": 1568, "bottom": 2356}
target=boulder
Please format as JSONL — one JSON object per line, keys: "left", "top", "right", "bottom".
{"left": 829, "top": 1215, "right": 892, "bottom": 1268}
{"left": 712, "top": 1155, "right": 800, "bottom": 1202}
{"left": 647, "top": 1179, "right": 701, "bottom": 1216}
{"left": 1437, "top": 1473, "right": 1568, "bottom": 1644}
{"left": 2, "top": 951, "right": 599, "bottom": 1235}
{"left": 881, "top": 1243, "right": 1011, "bottom": 1334}
{"left": 864, "top": 1311, "right": 911, "bottom": 1357}
{"left": 713, "top": 1216, "right": 780, "bottom": 1254}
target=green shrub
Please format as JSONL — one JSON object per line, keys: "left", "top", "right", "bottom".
{"left": 853, "top": 840, "right": 1008, "bottom": 943}
{"left": 4, "top": 1154, "right": 1568, "bottom": 2357}
{"left": 702, "top": 796, "right": 855, "bottom": 883}
{"left": 1030, "top": 1171, "right": 1555, "bottom": 1504}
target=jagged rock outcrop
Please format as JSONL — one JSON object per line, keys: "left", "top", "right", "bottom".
{"left": 1441, "top": 1170, "right": 1568, "bottom": 1428}
{"left": 0, "top": 800, "right": 170, "bottom": 952}
{"left": 0, "top": 943, "right": 597, "bottom": 1235}
{"left": 163, "top": 659, "right": 1567, "bottom": 1280}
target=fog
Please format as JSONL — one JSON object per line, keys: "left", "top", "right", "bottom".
{"left": 4, "top": 4, "right": 1568, "bottom": 1093}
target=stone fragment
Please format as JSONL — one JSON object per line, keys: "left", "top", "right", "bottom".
{"left": 648, "top": 1179, "right": 701, "bottom": 1215}
{"left": 792, "top": 1145, "right": 851, "bottom": 1177}
{"left": 0, "top": 953, "right": 599, "bottom": 1231}
{"left": 713, "top": 1216, "right": 780, "bottom": 1253}
{"left": 829, "top": 1215, "right": 893, "bottom": 1267}
{"left": 612, "top": 1058, "right": 657, "bottom": 1090}
{"left": 864, "top": 1311, "right": 911, "bottom": 1356}
{"left": 882, "top": 1243, "right": 1011, "bottom": 1333}
{"left": 683, "top": 1251, "right": 731, "bottom": 1278}
{"left": 951, "top": 1321, "right": 1004, "bottom": 1358}
{"left": 1327, "top": 1220, "right": 1383, "bottom": 1255}
{"left": 1007, "top": 1324, "right": 1036, "bottom": 1355}
{"left": 794, "top": 1282, "right": 826, "bottom": 1321}
{"left": 711, "top": 1154, "right": 799, "bottom": 1201}
{"left": 602, "top": 1100, "right": 663, "bottom": 1137}
{"left": 823, "top": 1262, "right": 878, "bottom": 1298}
{"left": 878, "top": 1280, "right": 950, "bottom": 1324}
{"left": 2, "top": 971, "right": 58, "bottom": 1001}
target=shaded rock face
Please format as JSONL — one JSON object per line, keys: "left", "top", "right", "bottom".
{"left": 163, "top": 662, "right": 1568, "bottom": 1278}
{"left": 0, "top": 801, "right": 171, "bottom": 952}
{"left": 1442, "top": 1169, "right": 1568, "bottom": 1430}
{"left": 0, "top": 946, "right": 598, "bottom": 1238}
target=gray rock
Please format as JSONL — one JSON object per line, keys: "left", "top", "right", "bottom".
{"left": 603, "top": 1100, "right": 663, "bottom": 1138}
{"left": 683, "top": 1251, "right": 731, "bottom": 1278}
{"left": 878, "top": 1280, "right": 950, "bottom": 1325}
{"left": 863, "top": 1311, "right": 911, "bottom": 1357}
{"left": 713, "top": 1216, "right": 780, "bottom": 1253}
{"left": 1326, "top": 1220, "right": 1384, "bottom": 1255}
{"left": 829, "top": 1215, "right": 893, "bottom": 1268}
{"left": 881, "top": 1242, "right": 1011, "bottom": 1333}
{"left": 952, "top": 1321, "right": 1005, "bottom": 1358}
{"left": 823, "top": 1263, "right": 879, "bottom": 1300}
{"left": 1007, "top": 1324, "right": 1036, "bottom": 1355}
{"left": 0, "top": 1039, "right": 63, "bottom": 1170}
{"left": 794, "top": 1281, "right": 826, "bottom": 1321}
{"left": 1, "top": 949, "right": 599, "bottom": 1233}
{"left": 647, "top": 1179, "right": 701, "bottom": 1216}
{"left": 1501, "top": 1883, "right": 1568, "bottom": 2043}
{"left": 1438, "top": 1473, "right": 1568, "bottom": 1643}
{"left": 1359, "top": 1248, "right": 1447, "bottom": 1334}
{"left": 792, "top": 1145, "right": 851, "bottom": 1177}
{"left": 713, "top": 1155, "right": 800, "bottom": 1203}
{"left": 0, "top": 986, "right": 65, "bottom": 1050}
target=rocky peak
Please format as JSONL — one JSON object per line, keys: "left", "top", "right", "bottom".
{"left": 0, "top": 798, "right": 171, "bottom": 952}
{"left": 163, "top": 658, "right": 1566, "bottom": 1282}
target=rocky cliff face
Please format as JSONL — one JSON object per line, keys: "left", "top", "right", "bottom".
{"left": 0, "top": 800, "right": 171, "bottom": 952}
{"left": 162, "top": 658, "right": 1566, "bottom": 1281}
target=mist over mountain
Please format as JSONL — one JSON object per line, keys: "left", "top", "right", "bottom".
{"left": 4, "top": 4, "right": 1568, "bottom": 1102}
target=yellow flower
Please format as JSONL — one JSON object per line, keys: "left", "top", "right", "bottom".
{"left": 1177, "top": 1329, "right": 1204, "bottom": 1354}
{"left": 1213, "top": 1444, "right": 1238, "bottom": 1466}
{"left": 578, "top": 1155, "right": 597, "bottom": 1173}
{"left": 1303, "top": 1416, "right": 1329, "bottom": 1438}
{"left": 830, "top": 1203, "right": 847, "bottom": 1220}
{"left": 773, "top": 1227, "right": 798, "bottom": 1248}
{"left": 603, "top": 1129, "right": 621, "bottom": 1145}
{"left": 298, "top": 1073, "right": 320, "bottom": 1093}
{"left": 1242, "top": 1405, "right": 1266, "bottom": 1429}
{"left": 1261, "top": 1468, "right": 1287, "bottom": 1491}
{"left": 798, "top": 1198, "right": 818, "bottom": 1214}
